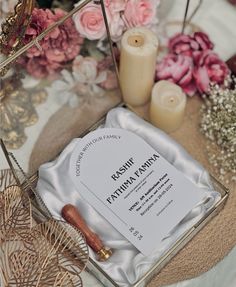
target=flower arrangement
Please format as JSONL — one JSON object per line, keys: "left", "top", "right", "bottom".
{"left": 14, "top": 0, "right": 230, "bottom": 101}
{"left": 14, "top": 0, "right": 160, "bottom": 106}
{"left": 73, "top": 0, "right": 159, "bottom": 42}
{"left": 18, "top": 0, "right": 160, "bottom": 79}
{"left": 156, "top": 32, "right": 230, "bottom": 96}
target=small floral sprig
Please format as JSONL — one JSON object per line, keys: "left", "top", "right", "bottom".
{"left": 200, "top": 76, "right": 236, "bottom": 183}
{"left": 156, "top": 32, "right": 230, "bottom": 96}
{"left": 73, "top": 0, "right": 160, "bottom": 42}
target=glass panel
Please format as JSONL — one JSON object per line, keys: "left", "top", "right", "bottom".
{"left": 0, "top": 0, "right": 121, "bottom": 174}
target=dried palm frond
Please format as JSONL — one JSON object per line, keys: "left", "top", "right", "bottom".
{"left": 53, "top": 271, "right": 82, "bottom": 287}
{"left": 0, "top": 141, "right": 88, "bottom": 286}
{"left": 0, "top": 219, "right": 88, "bottom": 287}
{"left": 0, "top": 185, "right": 32, "bottom": 243}
{"left": 0, "top": 234, "right": 38, "bottom": 286}
{"left": 35, "top": 220, "right": 88, "bottom": 274}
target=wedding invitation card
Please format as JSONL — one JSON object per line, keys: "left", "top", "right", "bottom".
{"left": 69, "top": 128, "right": 206, "bottom": 256}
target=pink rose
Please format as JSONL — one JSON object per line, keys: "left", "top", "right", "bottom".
{"left": 156, "top": 54, "right": 196, "bottom": 95}
{"left": 104, "top": 0, "right": 126, "bottom": 12}
{"left": 105, "top": 0, "right": 126, "bottom": 42}
{"left": 73, "top": 3, "right": 107, "bottom": 40}
{"left": 193, "top": 50, "right": 229, "bottom": 93}
{"left": 20, "top": 8, "right": 83, "bottom": 78}
{"left": 106, "top": 1, "right": 127, "bottom": 41}
{"left": 123, "top": 0, "right": 158, "bottom": 27}
{"left": 169, "top": 32, "right": 214, "bottom": 57}
{"left": 108, "top": 11, "right": 125, "bottom": 42}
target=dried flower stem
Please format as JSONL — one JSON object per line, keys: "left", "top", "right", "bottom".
{"left": 200, "top": 76, "right": 236, "bottom": 184}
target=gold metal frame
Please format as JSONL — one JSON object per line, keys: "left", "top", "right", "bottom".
{"left": 0, "top": 0, "right": 101, "bottom": 74}
{"left": 0, "top": 0, "right": 35, "bottom": 75}
{"left": 0, "top": 0, "right": 119, "bottom": 78}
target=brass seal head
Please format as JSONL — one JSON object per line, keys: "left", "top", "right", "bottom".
{"left": 97, "top": 247, "right": 113, "bottom": 261}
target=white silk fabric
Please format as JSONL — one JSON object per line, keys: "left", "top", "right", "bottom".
{"left": 37, "top": 108, "right": 220, "bottom": 287}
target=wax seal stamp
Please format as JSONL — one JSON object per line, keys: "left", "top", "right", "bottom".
{"left": 61, "top": 204, "right": 112, "bottom": 261}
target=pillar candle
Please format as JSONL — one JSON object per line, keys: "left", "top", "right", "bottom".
{"left": 149, "top": 80, "right": 186, "bottom": 133}
{"left": 119, "top": 27, "right": 158, "bottom": 106}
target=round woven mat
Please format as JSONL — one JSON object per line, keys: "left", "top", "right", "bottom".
{"left": 144, "top": 97, "right": 236, "bottom": 287}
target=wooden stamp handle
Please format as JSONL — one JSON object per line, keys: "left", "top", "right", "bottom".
{"left": 61, "top": 204, "right": 104, "bottom": 252}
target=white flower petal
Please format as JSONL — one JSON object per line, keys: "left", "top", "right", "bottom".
{"left": 21, "top": 74, "right": 41, "bottom": 88}
{"left": 73, "top": 71, "right": 86, "bottom": 83}
{"left": 61, "top": 69, "right": 74, "bottom": 85}
{"left": 94, "top": 71, "right": 107, "bottom": 84}
{"left": 68, "top": 93, "right": 81, "bottom": 108}
{"left": 92, "top": 84, "right": 105, "bottom": 97}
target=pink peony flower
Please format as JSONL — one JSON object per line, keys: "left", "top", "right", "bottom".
{"left": 193, "top": 50, "right": 229, "bottom": 93}
{"left": 73, "top": 3, "right": 108, "bottom": 40}
{"left": 169, "top": 32, "right": 214, "bottom": 57}
{"left": 193, "top": 32, "right": 214, "bottom": 51}
{"left": 123, "top": 0, "right": 158, "bottom": 28}
{"left": 20, "top": 8, "right": 83, "bottom": 78}
{"left": 156, "top": 54, "right": 196, "bottom": 95}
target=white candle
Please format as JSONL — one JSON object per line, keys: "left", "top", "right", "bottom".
{"left": 119, "top": 27, "right": 158, "bottom": 106}
{"left": 149, "top": 80, "right": 186, "bottom": 133}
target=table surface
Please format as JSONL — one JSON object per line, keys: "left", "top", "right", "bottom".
{"left": 82, "top": 1, "right": 236, "bottom": 286}
{"left": 1, "top": 0, "right": 236, "bottom": 286}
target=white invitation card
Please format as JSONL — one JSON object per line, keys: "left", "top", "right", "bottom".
{"left": 69, "top": 128, "right": 206, "bottom": 256}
